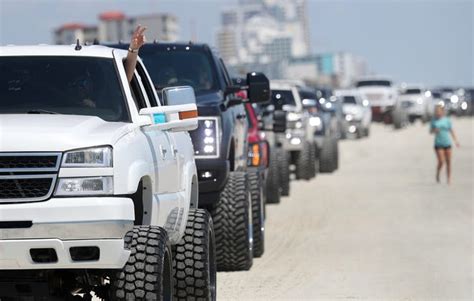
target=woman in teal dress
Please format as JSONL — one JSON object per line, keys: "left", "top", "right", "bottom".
{"left": 430, "top": 104, "right": 460, "bottom": 184}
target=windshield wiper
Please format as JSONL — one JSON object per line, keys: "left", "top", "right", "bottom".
{"left": 26, "top": 109, "right": 60, "bottom": 115}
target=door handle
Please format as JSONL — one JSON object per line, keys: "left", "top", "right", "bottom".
{"left": 171, "top": 145, "right": 178, "bottom": 158}
{"left": 160, "top": 146, "right": 167, "bottom": 158}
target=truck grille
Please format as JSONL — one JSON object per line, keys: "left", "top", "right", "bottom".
{"left": 0, "top": 154, "right": 60, "bottom": 171}
{"left": 0, "top": 153, "right": 61, "bottom": 203}
{"left": 366, "top": 93, "right": 384, "bottom": 101}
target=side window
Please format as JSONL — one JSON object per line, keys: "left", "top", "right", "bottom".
{"left": 129, "top": 72, "right": 148, "bottom": 110}
{"left": 136, "top": 61, "right": 159, "bottom": 107}
{"left": 219, "top": 58, "right": 232, "bottom": 87}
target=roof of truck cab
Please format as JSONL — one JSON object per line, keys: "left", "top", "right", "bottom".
{"left": 107, "top": 42, "right": 213, "bottom": 53}
{"left": 0, "top": 45, "right": 127, "bottom": 58}
{"left": 334, "top": 89, "right": 361, "bottom": 96}
{"left": 355, "top": 75, "right": 393, "bottom": 82}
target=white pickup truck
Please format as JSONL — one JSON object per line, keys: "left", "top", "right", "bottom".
{"left": 355, "top": 77, "right": 405, "bottom": 129}
{"left": 0, "top": 45, "right": 216, "bottom": 300}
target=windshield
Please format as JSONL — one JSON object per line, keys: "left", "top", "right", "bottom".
{"left": 299, "top": 90, "right": 317, "bottom": 101}
{"left": 356, "top": 80, "right": 392, "bottom": 87}
{"left": 0, "top": 56, "right": 128, "bottom": 122}
{"left": 315, "top": 88, "right": 332, "bottom": 100}
{"left": 272, "top": 90, "right": 296, "bottom": 107}
{"left": 431, "top": 91, "right": 442, "bottom": 98}
{"left": 403, "top": 88, "right": 422, "bottom": 95}
{"left": 342, "top": 96, "right": 357, "bottom": 104}
{"left": 138, "top": 49, "right": 218, "bottom": 97}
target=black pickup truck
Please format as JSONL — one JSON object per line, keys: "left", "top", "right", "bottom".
{"left": 112, "top": 42, "right": 270, "bottom": 271}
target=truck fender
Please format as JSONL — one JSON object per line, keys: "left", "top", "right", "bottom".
{"left": 125, "top": 160, "right": 155, "bottom": 194}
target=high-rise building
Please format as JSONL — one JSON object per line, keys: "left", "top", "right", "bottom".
{"left": 98, "top": 11, "right": 129, "bottom": 42}
{"left": 130, "top": 14, "right": 178, "bottom": 42}
{"left": 216, "top": 0, "right": 311, "bottom": 78}
{"left": 54, "top": 11, "right": 178, "bottom": 45}
{"left": 54, "top": 23, "right": 98, "bottom": 45}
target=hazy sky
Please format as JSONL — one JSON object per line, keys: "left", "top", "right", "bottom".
{"left": 0, "top": 0, "right": 472, "bottom": 86}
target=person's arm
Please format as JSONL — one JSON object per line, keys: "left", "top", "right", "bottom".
{"left": 125, "top": 25, "right": 147, "bottom": 83}
{"left": 450, "top": 129, "right": 460, "bottom": 147}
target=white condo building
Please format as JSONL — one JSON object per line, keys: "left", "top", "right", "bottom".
{"left": 217, "top": 0, "right": 310, "bottom": 65}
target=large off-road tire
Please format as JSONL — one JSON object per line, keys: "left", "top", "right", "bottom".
{"left": 277, "top": 148, "right": 291, "bottom": 196}
{"left": 393, "top": 110, "right": 403, "bottom": 129}
{"left": 332, "top": 138, "right": 339, "bottom": 171}
{"left": 296, "top": 141, "right": 316, "bottom": 180}
{"left": 211, "top": 171, "right": 253, "bottom": 271}
{"left": 266, "top": 149, "right": 281, "bottom": 204}
{"left": 364, "top": 126, "right": 370, "bottom": 137}
{"left": 248, "top": 171, "right": 265, "bottom": 258}
{"left": 310, "top": 142, "right": 319, "bottom": 178}
{"left": 110, "top": 226, "right": 172, "bottom": 301}
{"left": 319, "top": 138, "right": 336, "bottom": 173}
{"left": 172, "top": 209, "right": 217, "bottom": 301}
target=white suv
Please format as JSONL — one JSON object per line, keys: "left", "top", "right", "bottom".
{"left": 0, "top": 45, "right": 216, "bottom": 300}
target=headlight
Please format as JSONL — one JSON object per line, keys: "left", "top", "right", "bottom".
{"left": 287, "top": 112, "right": 301, "bottom": 122}
{"left": 55, "top": 177, "right": 113, "bottom": 196}
{"left": 450, "top": 95, "right": 459, "bottom": 103}
{"left": 192, "top": 117, "right": 220, "bottom": 158}
{"left": 62, "top": 146, "right": 113, "bottom": 168}
{"left": 345, "top": 114, "right": 353, "bottom": 121}
{"left": 295, "top": 121, "right": 303, "bottom": 128}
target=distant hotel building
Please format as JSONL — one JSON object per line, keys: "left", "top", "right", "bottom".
{"left": 54, "top": 11, "right": 178, "bottom": 45}
{"left": 217, "top": 0, "right": 310, "bottom": 65}
{"left": 216, "top": 0, "right": 368, "bottom": 87}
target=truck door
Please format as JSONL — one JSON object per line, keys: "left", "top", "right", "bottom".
{"left": 130, "top": 68, "right": 178, "bottom": 194}
{"left": 137, "top": 61, "right": 183, "bottom": 193}
{"left": 219, "top": 59, "right": 248, "bottom": 170}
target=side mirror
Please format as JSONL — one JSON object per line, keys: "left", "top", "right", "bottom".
{"left": 272, "top": 110, "right": 287, "bottom": 133}
{"left": 247, "top": 72, "right": 270, "bottom": 103}
{"left": 139, "top": 103, "right": 198, "bottom": 132}
{"left": 162, "top": 86, "right": 196, "bottom": 106}
{"left": 302, "top": 98, "right": 318, "bottom": 108}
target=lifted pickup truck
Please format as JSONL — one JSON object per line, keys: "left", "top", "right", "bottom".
{"left": 0, "top": 45, "right": 216, "bottom": 300}
{"left": 270, "top": 81, "right": 318, "bottom": 180}
{"left": 112, "top": 42, "right": 270, "bottom": 271}
{"left": 355, "top": 77, "right": 406, "bottom": 129}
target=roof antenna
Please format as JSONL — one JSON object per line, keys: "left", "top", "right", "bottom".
{"left": 93, "top": 38, "right": 100, "bottom": 45}
{"left": 75, "top": 39, "right": 82, "bottom": 51}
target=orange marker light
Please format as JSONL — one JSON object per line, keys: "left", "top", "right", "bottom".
{"left": 252, "top": 144, "right": 260, "bottom": 166}
{"left": 179, "top": 110, "right": 198, "bottom": 120}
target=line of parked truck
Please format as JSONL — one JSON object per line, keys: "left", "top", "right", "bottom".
{"left": 1, "top": 40, "right": 470, "bottom": 300}
{"left": 0, "top": 41, "right": 345, "bottom": 300}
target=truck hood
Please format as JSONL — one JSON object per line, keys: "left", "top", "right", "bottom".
{"left": 342, "top": 104, "right": 363, "bottom": 117}
{"left": 399, "top": 94, "right": 423, "bottom": 102}
{"left": 0, "top": 115, "right": 134, "bottom": 152}
{"left": 196, "top": 92, "right": 224, "bottom": 116}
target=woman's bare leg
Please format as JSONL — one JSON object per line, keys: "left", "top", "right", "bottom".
{"left": 435, "top": 149, "right": 445, "bottom": 183}
{"left": 445, "top": 148, "right": 452, "bottom": 185}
